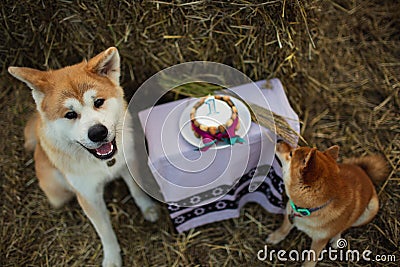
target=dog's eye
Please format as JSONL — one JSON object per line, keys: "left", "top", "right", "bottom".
{"left": 289, "top": 151, "right": 293, "bottom": 158}
{"left": 94, "top": 98, "right": 105, "bottom": 108}
{"left": 65, "top": 111, "right": 78, "bottom": 120}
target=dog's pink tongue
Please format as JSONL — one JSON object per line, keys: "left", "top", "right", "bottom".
{"left": 96, "top": 142, "right": 113, "bottom": 155}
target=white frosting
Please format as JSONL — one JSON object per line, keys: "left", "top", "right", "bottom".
{"left": 195, "top": 97, "right": 232, "bottom": 127}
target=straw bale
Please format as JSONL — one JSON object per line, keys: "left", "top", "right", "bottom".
{"left": 0, "top": 0, "right": 399, "bottom": 266}
{"left": 1, "top": 0, "right": 316, "bottom": 83}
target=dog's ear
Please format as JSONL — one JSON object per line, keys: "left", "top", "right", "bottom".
{"left": 8, "top": 67, "right": 48, "bottom": 92}
{"left": 8, "top": 67, "right": 48, "bottom": 107}
{"left": 324, "top": 145, "right": 339, "bottom": 161}
{"left": 303, "top": 148, "right": 317, "bottom": 169}
{"left": 301, "top": 148, "right": 318, "bottom": 183}
{"left": 86, "top": 47, "right": 120, "bottom": 85}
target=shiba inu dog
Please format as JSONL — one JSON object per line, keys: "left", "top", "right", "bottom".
{"left": 267, "top": 141, "right": 388, "bottom": 267}
{"left": 8, "top": 47, "right": 158, "bottom": 267}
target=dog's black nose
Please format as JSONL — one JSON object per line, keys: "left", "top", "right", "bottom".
{"left": 88, "top": 124, "right": 108, "bottom": 142}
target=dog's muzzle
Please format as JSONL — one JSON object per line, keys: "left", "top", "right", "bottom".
{"left": 88, "top": 124, "right": 108, "bottom": 142}
{"left": 80, "top": 124, "right": 118, "bottom": 160}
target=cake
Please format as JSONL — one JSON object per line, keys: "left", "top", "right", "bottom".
{"left": 190, "top": 95, "right": 240, "bottom": 138}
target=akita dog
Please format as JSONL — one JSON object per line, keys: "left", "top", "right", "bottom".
{"left": 267, "top": 141, "right": 388, "bottom": 267}
{"left": 9, "top": 47, "right": 158, "bottom": 267}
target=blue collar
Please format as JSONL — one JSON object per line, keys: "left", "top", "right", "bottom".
{"left": 290, "top": 199, "right": 332, "bottom": 217}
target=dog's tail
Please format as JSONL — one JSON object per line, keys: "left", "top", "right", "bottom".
{"left": 343, "top": 155, "right": 390, "bottom": 184}
{"left": 24, "top": 113, "right": 39, "bottom": 152}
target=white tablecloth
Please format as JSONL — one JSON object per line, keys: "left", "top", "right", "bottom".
{"left": 138, "top": 79, "right": 299, "bottom": 232}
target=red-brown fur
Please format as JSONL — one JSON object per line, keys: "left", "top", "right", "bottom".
{"left": 267, "top": 142, "right": 389, "bottom": 267}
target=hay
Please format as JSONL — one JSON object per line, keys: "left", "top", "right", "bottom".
{"left": 1, "top": 0, "right": 312, "bottom": 83}
{"left": 1, "top": 0, "right": 399, "bottom": 266}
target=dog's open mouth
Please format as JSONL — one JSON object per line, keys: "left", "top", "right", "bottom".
{"left": 82, "top": 138, "right": 117, "bottom": 160}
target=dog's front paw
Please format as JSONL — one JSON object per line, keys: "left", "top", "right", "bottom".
{"left": 329, "top": 234, "right": 342, "bottom": 249}
{"left": 143, "top": 205, "right": 159, "bottom": 222}
{"left": 102, "top": 254, "right": 122, "bottom": 267}
{"left": 102, "top": 246, "right": 122, "bottom": 267}
{"left": 266, "top": 231, "right": 286, "bottom": 245}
